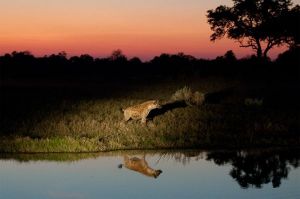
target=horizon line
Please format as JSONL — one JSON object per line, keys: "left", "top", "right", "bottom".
{"left": 1, "top": 49, "right": 284, "bottom": 62}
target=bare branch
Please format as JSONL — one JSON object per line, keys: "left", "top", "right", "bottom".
{"left": 238, "top": 38, "right": 258, "bottom": 50}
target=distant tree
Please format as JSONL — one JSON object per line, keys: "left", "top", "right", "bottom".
{"left": 47, "top": 51, "right": 68, "bottom": 72}
{"left": 177, "top": 52, "right": 196, "bottom": 61}
{"left": 69, "top": 56, "right": 80, "bottom": 64}
{"left": 129, "top": 57, "right": 142, "bottom": 65}
{"left": 79, "top": 54, "right": 94, "bottom": 63}
{"left": 58, "top": 51, "right": 67, "bottom": 58}
{"left": 48, "top": 51, "right": 67, "bottom": 61}
{"left": 10, "top": 51, "right": 35, "bottom": 64}
{"left": 276, "top": 46, "right": 300, "bottom": 65}
{"left": 215, "top": 50, "right": 237, "bottom": 62}
{"left": 70, "top": 54, "right": 94, "bottom": 66}
{"left": 207, "top": 0, "right": 299, "bottom": 58}
{"left": 224, "top": 50, "right": 237, "bottom": 62}
{"left": 110, "top": 49, "right": 127, "bottom": 61}
{"left": 12, "top": 51, "right": 32, "bottom": 57}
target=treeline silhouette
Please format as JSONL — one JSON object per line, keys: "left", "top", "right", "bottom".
{"left": 153, "top": 149, "right": 300, "bottom": 189}
{"left": 0, "top": 48, "right": 299, "bottom": 81}
{"left": 206, "top": 149, "right": 300, "bottom": 188}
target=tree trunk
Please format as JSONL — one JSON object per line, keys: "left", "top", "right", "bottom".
{"left": 257, "top": 48, "right": 262, "bottom": 58}
{"left": 263, "top": 50, "right": 268, "bottom": 59}
{"left": 256, "top": 39, "right": 262, "bottom": 58}
{"left": 263, "top": 44, "right": 272, "bottom": 59}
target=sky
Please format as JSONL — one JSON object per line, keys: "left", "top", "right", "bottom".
{"left": 0, "top": 0, "right": 299, "bottom": 60}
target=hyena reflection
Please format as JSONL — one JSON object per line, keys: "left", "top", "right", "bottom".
{"left": 118, "top": 155, "right": 162, "bottom": 178}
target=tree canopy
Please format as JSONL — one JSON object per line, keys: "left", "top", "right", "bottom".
{"left": 207, "top": 0, "right": 300, "bottom": 58}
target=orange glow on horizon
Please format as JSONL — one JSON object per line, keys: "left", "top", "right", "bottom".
{"left": 0, "top": 0, "right": 295, "bottom": 60}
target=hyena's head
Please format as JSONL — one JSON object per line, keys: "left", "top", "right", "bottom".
{"left": 153, "top": 169, "right": 162, "bottom": 178}
{"left": 149, "top": 100, "right": 161, "bottom": 109}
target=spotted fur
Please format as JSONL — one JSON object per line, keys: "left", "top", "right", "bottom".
{"left": 122, "top": 100, "right": 161, "bottom": 124}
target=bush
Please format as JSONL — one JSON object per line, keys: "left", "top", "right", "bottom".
{"left": 171, "top": 87, "right": 205, "bottom": 106}
{"left": 171, "top": 86, "right": 193, "bottom": 103}
{"left": 192, "top": 91, "right": 205, "bottom": 106}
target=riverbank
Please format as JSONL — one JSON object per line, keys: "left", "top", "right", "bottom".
{"left": 0, "top": 77, "right": 299, "bottom": 153}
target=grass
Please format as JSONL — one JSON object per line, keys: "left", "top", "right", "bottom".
{"left": 0, "top": 76, "right": 299, "bottom": 152}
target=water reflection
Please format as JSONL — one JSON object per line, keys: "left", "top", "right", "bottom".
{"left": 0, "top": 152, "right": 99, "bottom": 162}
{"left": 0, "top": 148, "right": 299, "bottom": 190}
{"left": 118, "top": 154, "right": 162, "bottom": 178}
{"left": 206, "top": 149, "right": 300, "bottom": 188}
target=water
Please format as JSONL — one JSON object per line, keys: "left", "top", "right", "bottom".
{"left": 0, "top": 149, "right": 299, "bottom": 199}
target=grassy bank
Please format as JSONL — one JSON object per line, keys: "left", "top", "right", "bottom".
{"left": 0, "top": 77, "right": 299, "bottom": 152}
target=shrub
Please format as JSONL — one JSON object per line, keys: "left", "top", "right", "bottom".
{"left": 171, "top": 87, "right": 205, "bottom": 106}
{"left": 171, "top": 86, "right": 193, "bottom": 104}
{"left": 192, "top": 91, "right": 206, "bottom": 106}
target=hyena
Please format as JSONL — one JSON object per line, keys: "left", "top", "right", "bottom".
{"left": 118, "top": 155, "right": 162, "bottom": 178}
{"left": 122, "top": 100, "right": 161, "bottom": 124}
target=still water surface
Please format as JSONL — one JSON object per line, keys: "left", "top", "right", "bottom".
{"left": 0, "top": 149, "right": 299, "bottom": 199}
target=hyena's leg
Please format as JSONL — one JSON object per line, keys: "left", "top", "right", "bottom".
{"left": 141, "top": 117, "right": 147, "bottom": 124}
{"left": 141, "top": 110, "right": 152, "bottom": 124}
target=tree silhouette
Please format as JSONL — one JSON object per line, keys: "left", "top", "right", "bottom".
{"left": 207, "top": 0, "right": 299, "bottom": 58}
{"left": 206, "top": 150, "right": 300, "bottom": 188}
{"left": 110, "top": 49, "right": 127, "bottom": 62}
{"left": 279, "top": 5, "right": 300, "bottom": 47}
{"left": 224, "top": 50, "right": 237, "bottom": 62}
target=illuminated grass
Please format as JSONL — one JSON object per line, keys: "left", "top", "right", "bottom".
{"left": 0, "top": 77, "right": 299, "bottom": 152}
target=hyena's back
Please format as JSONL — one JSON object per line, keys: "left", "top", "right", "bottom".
{"left": 122, "top": 100, "right": 161, "bottom": 123}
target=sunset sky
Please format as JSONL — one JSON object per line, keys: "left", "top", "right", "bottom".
{"left": 1, "top": 0, "right": 299, "bottom": 60}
